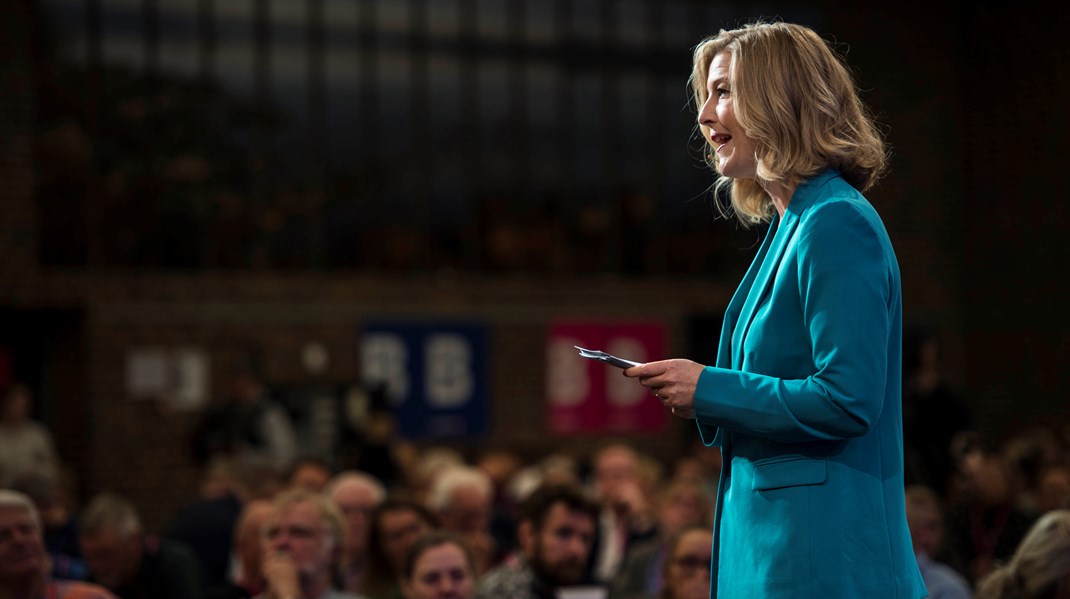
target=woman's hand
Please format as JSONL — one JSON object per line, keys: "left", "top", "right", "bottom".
{"left": 624, "top": 359, "right": 705, "bottom": 419}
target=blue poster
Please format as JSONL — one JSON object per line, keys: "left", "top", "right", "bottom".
{"left": 359, "top": 321, "right": 487, "bottom": 439}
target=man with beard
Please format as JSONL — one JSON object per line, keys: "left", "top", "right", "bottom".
{"left": 474, "top": 483, "right": 600, "bottom": 599}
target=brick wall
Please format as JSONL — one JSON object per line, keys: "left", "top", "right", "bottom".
{"left": 0, "top": 0, "right": 37, "bottom": 280}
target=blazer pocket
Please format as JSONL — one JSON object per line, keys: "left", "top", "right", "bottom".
{"left": 751, "top": 457, "right": 827, "bottom": 491}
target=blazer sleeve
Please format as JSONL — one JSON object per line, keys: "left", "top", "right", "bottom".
{"left": 693, "top": 201, "right": 895, "bottom": 444}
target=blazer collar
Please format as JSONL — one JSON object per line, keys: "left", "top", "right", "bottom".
{"left": 785, "top": 168, "right": 839, "bottom": 217}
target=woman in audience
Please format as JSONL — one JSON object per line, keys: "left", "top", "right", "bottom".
{"left": 363, "top": 499, "right": 440, "bottom": 599}
{"left": 659, "top": 526, "right": 713, "bottom": 599}
{"left": 976, "top": 510, "right": 1070, "bottom": 599}
{"left": 400, "top": 531, "right": 476, "bottom": 599}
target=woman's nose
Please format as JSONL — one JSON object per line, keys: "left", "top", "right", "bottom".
{"left": 697, "top": 98, "right": 716, "bottom": 127}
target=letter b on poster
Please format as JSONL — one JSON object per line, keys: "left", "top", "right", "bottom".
{"left": 360, "top": 322, "right": 486, "bottom": 439}
{"left": 546, "top": 321, "right": 666, "bottom": 434}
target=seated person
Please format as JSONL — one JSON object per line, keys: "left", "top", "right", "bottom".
{"left": 476, "top": 483, "right": 601, "bottom": 599}
{"left": 659, "top": 526, "right": 714, "bottom": 599}
{"left": 399, "top": 531, "right": 477, "bottom": 599}
{"left": 79, "top": 493, "right": 204, "bottom": 599}
{"left": 0, "top": 489, "right": 118, "bottom": 599}
{"left": 256, "top": 488, "right": 367, "bottom": 599}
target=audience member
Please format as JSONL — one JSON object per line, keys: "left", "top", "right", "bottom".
{"left": 975, "top": 509, "right": 1070, "bottom": 599}
{"left": 405, "top": 447, "right": 465, "bottom": 506}
{"left": 333, "top": 382, "right": 405, "bottom": 489}
{"left": 199, "top": 455, "right": 238, "bottom": 500}
{"left": 286, "top": 456, "right": 334, "bottom": 493}
{"left": 325, "top": 471, "right": 387, "bottom": 593}
{"left": 256, "top": 488, "right": 366, "bottom": 599}
{"left": 399, "top": 531, "right": 476, "bottom": 599}
{"left": 211, "top": 499, "right": 273, "bottom": 599}
{"left": 191, "top": 351, "right": 297, "bottom": 471}
{"left": 168, "top": 454, "right": 282, "bottom": 596}
{"left": 943, "top": 432, "right": 1039, "bottom": 586}
{"left": 1002, "top": 428, "right": 1068, "bottom": 514}
{"left": 475, "top": 483, "right": 601, "bottom": 599}
{"left": 0, "top": 489, "right": 118, "bottom": 599}
{"left": 1035, "top": 463, "right": 1070, "bottom": 514}
{"left": 475, "top": 448, "right": 524, "bottom": 564}
{"left": 363, "top": 499, "right": 441, "bottom": 599}
{"left": 0, "top": 382, "right": 60, "bottom": 487}
{"left": 426, "top": 466, "right": 496, "bottom": 575}
{"left": 673, "top": 433, "right": 722, "bottom": 498}
{"left": 901, "top": 328, "right": 972, "bottom": 498}
{"left": 505, "top": 453, "right": 582, "bottom": 512}
{"left": 611, "top": 478, "right": 714, "bottom": 599}
{"left": 79, "top": 493, "right": 204, "bottom": 599}
{"left": 474, "top": 450, "right": 523, "bottom": 501}
{"left": 587, "top": 443, "right": 657, "bottom": 583}
{"left": 905, "top": 485, "right": 973, "bottom": 599}
{"left": 658, "top": 526, "right": 713, "bottom": 599}
{"left": 8, "top": 469, "right": 88, "bottom": 581}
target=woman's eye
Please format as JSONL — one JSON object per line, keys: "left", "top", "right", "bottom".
{"left": 716, "top": 87, "right": 730, "bottom": 97}
{"left": 420, "top": 573, "right": 440, "bottom": 585}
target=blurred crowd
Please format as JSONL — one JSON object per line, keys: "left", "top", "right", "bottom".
{"left": 2, "top": 336, "right": 1069, "bottom": 599}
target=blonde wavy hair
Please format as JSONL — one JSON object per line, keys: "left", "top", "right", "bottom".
{"left": 690, "top": 21, "right": 888, "bottom": 225}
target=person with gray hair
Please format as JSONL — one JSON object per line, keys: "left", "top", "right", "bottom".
{"left": 0, "top": 489, "right": 117, "bottom": 599}
{"left": 324, "top": 471, "right": 386, "bottom": 593}
{"left": 256, "top": 488, "right": 368, "bottom": 599}
{"left": 426, "top": 466, "right": 496, "bottom": 575}
{"left": 79, "top": 493, "right": 204, "bottom": 599}
{"left": 976, "top": 510, "right": 1070, "bottom": 599}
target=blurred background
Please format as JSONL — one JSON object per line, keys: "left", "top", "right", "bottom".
{"left": 1, "top": 0, "right": 1068, "bottom": 533}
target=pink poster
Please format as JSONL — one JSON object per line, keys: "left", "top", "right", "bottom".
{"left": 546, "top": 321, "right": 666, "bottom": 434}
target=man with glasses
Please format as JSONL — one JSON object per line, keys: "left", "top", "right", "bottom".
{"left": 258, "top": 489, "right": 367, "bottom": 599}
{"left": 659, "top": 527, "right": 713, "bottom": 599}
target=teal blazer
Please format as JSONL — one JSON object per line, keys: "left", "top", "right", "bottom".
{"left": 696, "top": 170, "right": 927, "bottom": 598}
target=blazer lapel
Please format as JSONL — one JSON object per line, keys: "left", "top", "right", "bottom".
{"left": 730, "top": 211, "right": 800, "bottom": 369}
{"left": 717, "top": 219, "right": 775, "bottom": 370}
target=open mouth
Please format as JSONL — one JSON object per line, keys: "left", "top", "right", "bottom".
{"left": 711, "top": 133, "right": 732, "bottom": 147}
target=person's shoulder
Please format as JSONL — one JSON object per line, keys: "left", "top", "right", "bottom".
{"left": 320, "top": 591, "right": 372, "bottom": 599}
{"left": 476, "top": 559, "right": 528, "bottom": 589}
{"left": 152, "top": 536, "right": 204, "bottom": 571}
{"left": 170, "top": 492, "right": 242, "bottom": 527}
{"left": 804, "top": 177, "right": 875, "bottom": 219}
{"left": 47, "top": 579, "right": 120, "bottom": 599}
{"left": 798, "top": 174, "right": 890, "bottom": 243}
{"left": 25, "top": 419, "right": 56, "bottom": 435}
{"left": 922, "top": 559, "right": 972, "bottom": 599}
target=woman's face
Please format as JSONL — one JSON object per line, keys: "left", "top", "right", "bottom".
{"left": 697, "top": 51, "right": 758, "bottom": 180}
{"left": 402, "top": 542, "right": 474, "bottom": 599}
{"left": 664, "top": 529, "right": 713, "bottom": 599}
{"left": 380, "top": 509, "right": 434, "bottom": 572}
